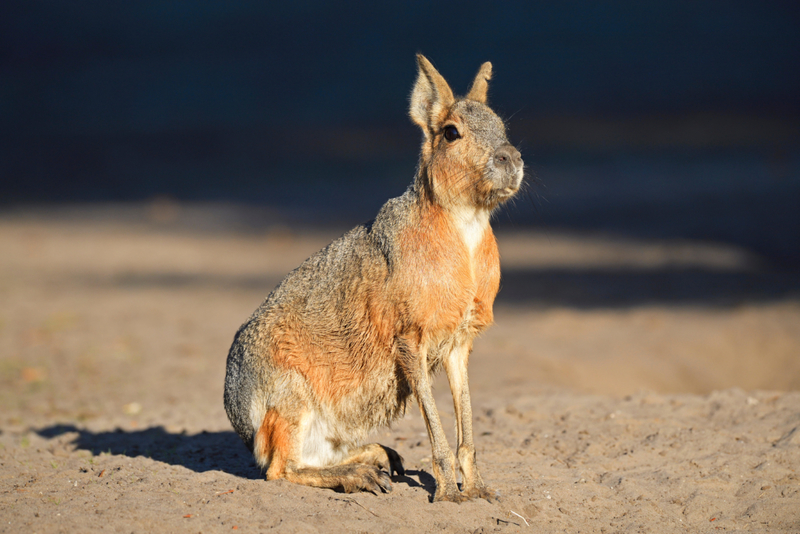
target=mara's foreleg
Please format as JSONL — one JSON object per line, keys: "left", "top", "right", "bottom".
{"left": 443, "top": 342, "right": 496, "bottom": 501}
{"left": 404, "top": 340, "right": 467, "bottom": 502}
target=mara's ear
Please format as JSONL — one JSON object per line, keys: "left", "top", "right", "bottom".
{"left": 466, "top": 61, "right": 492, "bottom": 103}
{"left": 409, "top": 54, "right": 455, "bottom": 136}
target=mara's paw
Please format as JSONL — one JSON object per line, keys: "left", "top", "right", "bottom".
{"left": 433, "top": 486, "right": 470, "bottom": 504}
{"left": 341, "top": 464, "right": 393, "bottom": 495}
{"left": 355, "top": 443, "right": 405, "bottom": 477}
{"left": 463, "top": 485, "right": 499, "bottom": 503}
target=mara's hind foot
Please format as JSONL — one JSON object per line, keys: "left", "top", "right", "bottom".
{"left": 342, "top": 443, "right": 405, "bottom": 476}
{"left": 433, "top": 485, "right": 498, "bottom": 503}
{"left": 283, "top": 463, "right": 393, "bottom": 494}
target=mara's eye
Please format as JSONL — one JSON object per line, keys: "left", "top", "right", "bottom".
{"left": 443, "top": 125, "right": 461, "bottom": 142}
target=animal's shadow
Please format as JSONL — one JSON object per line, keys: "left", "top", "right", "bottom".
{"left": 37, "top": 424, "right": 262, "bottom": 480}
{"left": 35, "top": 424, "right": 437, "bottom": 497}
{"left": 393, "top": 469, "right": 437, "bottom": 500}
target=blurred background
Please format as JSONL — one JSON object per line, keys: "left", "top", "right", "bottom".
{"left": 1, "top": 0, "right": 800, "bottom": 418}
{"left": 2, "top": 0, "right": 799, "bottom": 265}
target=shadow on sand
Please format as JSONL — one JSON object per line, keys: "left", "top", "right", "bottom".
{"left": 70, "top": 264, "right": 800, "bottom": 309}
{"left": 35, "top": 424, "right": 437, "bottom": 497}
{"left": 37, "top": 424, "right": 262, "bottom": 480}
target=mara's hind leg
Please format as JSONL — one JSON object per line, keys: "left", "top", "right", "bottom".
{"left": 254, "top": 409, "right": 400, "bottom": 494}
{"left": 282, "top": 445, "right": 403, "bottom": 494}
{"left": 283, "top": 462, "right": 393, "bottom": 494}
{"left": 340, "top": 443, "right": 405, "bottom": 476}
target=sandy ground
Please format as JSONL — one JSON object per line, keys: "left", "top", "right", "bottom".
{"left": 1, "top": 205, "right": 799, "bottom": 533}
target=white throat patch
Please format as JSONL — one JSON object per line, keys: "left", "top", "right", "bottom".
{"left": 452, "top": 206, "right": 490, "bottom": 257}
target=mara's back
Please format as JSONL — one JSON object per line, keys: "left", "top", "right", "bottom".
{"left": 223, "top": 190, "right": 418, "bottom": 450}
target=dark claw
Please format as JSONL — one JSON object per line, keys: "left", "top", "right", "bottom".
{"left": 378, "top": 471, "right": 393, "bottom": 493}
{"left": 382, "top": 445, "right": 405, "bottom": 477}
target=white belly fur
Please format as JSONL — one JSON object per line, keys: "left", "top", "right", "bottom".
{"left": 299, "top": 409, "right": 349, "bottom": 467}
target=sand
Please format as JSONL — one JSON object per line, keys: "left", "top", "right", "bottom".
{"left": 1, "top": 205, "right": 799, "bottom": 533}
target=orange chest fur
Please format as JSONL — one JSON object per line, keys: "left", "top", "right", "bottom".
{"left": 395, "top": 211, "right": 500, "bottom": 337}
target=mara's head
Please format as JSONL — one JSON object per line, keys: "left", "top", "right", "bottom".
{"left": 409, "top": 54, "right": 523, "bottom": 210}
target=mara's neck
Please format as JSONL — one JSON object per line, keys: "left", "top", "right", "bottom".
{"left": 411, "top": 180, "right": 493, "bottom": 258}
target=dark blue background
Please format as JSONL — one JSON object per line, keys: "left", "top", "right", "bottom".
{"left": 2, "top": 1, "right": 799, "bottom": 263}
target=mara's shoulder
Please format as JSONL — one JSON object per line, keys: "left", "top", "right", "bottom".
{"left": 371, "top": 186, "right": 417, "bottom": 235}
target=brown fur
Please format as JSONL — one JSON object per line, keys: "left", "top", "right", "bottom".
{"left": 255, "top": 409, "right": 292, "bottom": 479}
{"left": 224, "top": 55, "right": 523, "bottom": 501}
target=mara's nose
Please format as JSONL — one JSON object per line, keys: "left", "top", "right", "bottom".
{"left": 494, "top": 145, "right": 522, "bottom": 170}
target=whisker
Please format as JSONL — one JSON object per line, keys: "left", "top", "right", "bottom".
{"left": 505, "top": 106, "right": 525, "bottom": 123}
